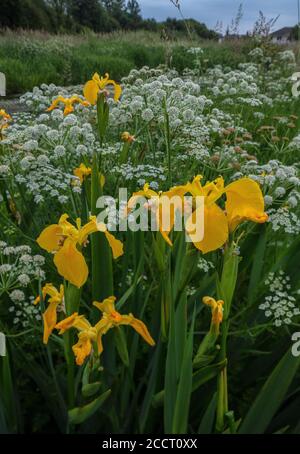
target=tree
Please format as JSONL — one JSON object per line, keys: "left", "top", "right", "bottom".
{"left": 0, "top": 0, "right": 23, "bottom": 28}
{"left": 69, "top": 0, "right": 108, "bottom": 32}
{"left": 127, "top": 0, "right": 142, "bottom": 29}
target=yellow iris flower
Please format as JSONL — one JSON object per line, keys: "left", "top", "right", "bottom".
{"left": 121, "top": 131, "right": 135, "bottom": 143}
{"left": 0, "top": 109, "right": 12, "bottom": 139}
{"left": 0, "top": 109, "right": 12, "bottom": 121}
{"left": 83, "top": 73, "right": 122, "bottom": 105}
{"left": 55, "top": 296, "right": 155, "bottom": 366}
{"left": 34, "top": 283, "right": 64, "bottom": 344}
{"left": 37, "top": 214, "right": 123, "bottom": 288}
{"left": 47, "top": 95, "right": 89, "bottom": 116}
{"left": 175, "top": 175, "right": 268, "bottom": 254}
{"left": 73, "top": 163, "right": 92, "bottom": 184}
{"left": 127, "top": 183, "right": 185, "bottom": 246}
{"left": 203, "top": 296, "right": 224, "bottom": 335}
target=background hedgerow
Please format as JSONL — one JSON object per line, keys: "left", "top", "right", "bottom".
{"left": 0, "top": 30, "right": 273, "bottom": 95}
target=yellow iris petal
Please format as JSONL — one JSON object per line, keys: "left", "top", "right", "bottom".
{"left": 120, "top": 315, "right": 156, "bottom": 346}
{"left": 55, "top": 312, "right": 79, "bottom": 334}
{"left": 111, "top": 80, "right": 122, "bottom": 101}
{"left": 203, "top": 296, "right": 224, "bottom": 335}
{"left": 225, "top": 178, "right": 268, "bottom": 231}
{"left": 72, "top": 333, "right": 93, "bottom": 366}
{"left": 104, "top": 230, "right": 124, "bottom": 259}
{"left": 37, "top": 224, "right": 63, "bottom": 253}
{"left": 53, "top": 238, "right": 88, "bottom": 288}
{"left": 93, "top": 296, "right": 116, "bottom": 314}
{"left": 83, "top": 80, "right": 99, "bottom": 105}
{"left": 73, "top": 163, "right": 91, "bottom": 184}
{"left": 78, "top": 217, "right": 98, "bottom": 244}
{"left": 72, "top": 315, "right": 92, "bottom": 332}
{"left": 42, "top": 302, "right": 58, "bottom": 344}
{"left": 186, "top": 203, "right": 228, "bottom": 254}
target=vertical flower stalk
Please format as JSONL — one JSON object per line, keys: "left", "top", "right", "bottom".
{"left": 215, "top": 242, "right": 240, "bottom": 432}
{"left": 90, "top": 149, "right": 114, "bottom": 301}
{"left": 83, "top": 73, "right": 123, "bottom": 301}
{"left": 64, "top": 282, "right": 82, "bottom": 408}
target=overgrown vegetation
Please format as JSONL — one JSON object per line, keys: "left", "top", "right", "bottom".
{"left": 0, "top": 30, "right": 257, "bottom": 95}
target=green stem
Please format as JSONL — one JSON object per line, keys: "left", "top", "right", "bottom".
{"left": 215, "top": 244, "right": 240, "bottom": 432}
{"left": 64, "top": 282, "right": 81, "bottom": 409}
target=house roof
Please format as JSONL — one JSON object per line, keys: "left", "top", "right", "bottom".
{"left": 270, "top": 27, "right": 293, "bottom": 38}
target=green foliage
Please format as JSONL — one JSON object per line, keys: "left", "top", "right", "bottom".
{"left": 0, "top": 31, "right": 250, "bottom": 95}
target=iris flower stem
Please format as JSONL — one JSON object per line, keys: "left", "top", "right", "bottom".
{"left": 64, "top": 282, "right": 81, "bottom": 409}
{"left": 216, "top": 319, "right": 229, "bottom": 432}
{"left": 215, "top": 244, "right": 239, "bottom": 433}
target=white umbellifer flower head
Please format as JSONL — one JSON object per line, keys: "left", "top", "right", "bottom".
{"left": 142, "top": 108, "right": 154, "bottom": 122}
{"left": 63, "top": 114, "right": 77, "bottom": 126}
{"left": 20, "top": 155, "right": 35, "bottom": 170}
{"left": 19, "top": 254, "right": 32, "bottom": 264}
{"left": 18, "top": 274, "right": 30, "bottom": 286}
{"left": 264, "top": 195, "right": 273, "bottom": 206}
{"left": 58, "top": 195, "right": 68, "bottom": 204}
{"left": 53, "top": 145, "right": 66, "bottom": 158}
{"left": 274, "top": 186, "right": 286, "bottom": 198}
{"left": 37, "top": 154, "right": 50, "bottom": 166}
{"left": 37, "top": 114, "right": 49, "bottom": 123}
{"left": 76, "top": 144, "right": 88, "bottom": 156}
{"left": 51, "top": 109, "right": 64, "bottom": 121}
{"left": 0, "top": 165, "right": 10, "bottom": 176}
{"left": 10, "top": 290, "right": 26, "bottom": 302}
{"left": 33, "top": 255, "right": 45, "bottom": 265}
{"left": 0, "top": 264, "right": 12, "bottom": 273}
{"left": 288, "top": 196, "right": 298, "bottom": 208}
{"left": 260, "top": 271, "right": 299, "bottom": 328}
{"left": 23, "top": 140, "right": 39, "bottom": 152}
{"left": 183, "top": 109, "right": 195, "bottom": 122}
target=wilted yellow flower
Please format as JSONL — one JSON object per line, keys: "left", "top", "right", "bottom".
{"left": 37, "top": 214, "right": 123, "bottom": 288}
{"left": 34, "top": 283, "right": 64, "bottom": 344}
{"left": 47, "top": 95, "right": 89, "bottom": 116}
{"left": 203, "top": 296, "right": 224, "bottom": 335}
{"left": 55, "top": 296, "right": 155, "bottom": 365}
{"left": 121, "top": 131, "right": 135, "bottom": 143}
{"left": 83, "top": 73, "right": 122, "bottom": 104}
{"left": 73, "top": 163, "right": 92, "bottom": 184}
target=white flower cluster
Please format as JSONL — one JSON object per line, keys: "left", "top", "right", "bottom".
{"left": 15, "top": 154, "right": 73, "bottom": 205}
{"left": 259, "top": 271, "right": 299, "bottom": 327}
{"left": 197, "top": 257, "right": 215, "bottom": 273}
{"left": 8, "top": 296, "right": 41, "bottom": 329}
{"left": 0, "top": 241, "right": 45, "bottom": 300}
{"left": 267, "top": 207, "right": 300, "bottom": 235}
{"left": 112, "top": 163, "right": 166, "bottom": 187}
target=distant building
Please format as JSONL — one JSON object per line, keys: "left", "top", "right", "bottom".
{"left": 270, "top": 27, "right": 294, "bottom": 44}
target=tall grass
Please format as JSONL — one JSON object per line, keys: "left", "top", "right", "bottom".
{"left": 0, "top": 29, "right": 256, "bottom": 94}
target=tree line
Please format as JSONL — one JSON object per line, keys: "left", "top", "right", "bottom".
{"left": 0, "top": 0, "right": 217, "bottom": 38}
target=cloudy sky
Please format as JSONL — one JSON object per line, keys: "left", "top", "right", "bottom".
{"left": 139, "top": 0, "right": 297, "bottom": 34}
